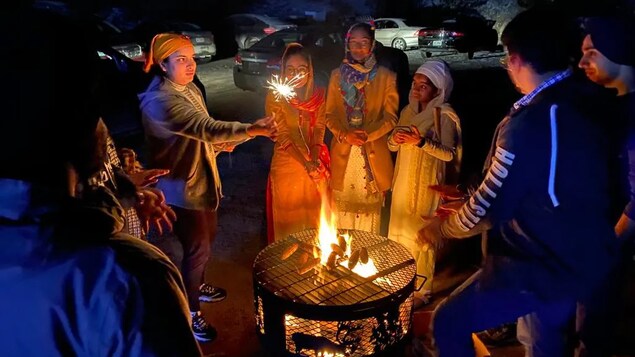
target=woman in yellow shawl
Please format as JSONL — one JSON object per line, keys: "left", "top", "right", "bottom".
{"left": 266, "top": 43, "right": 328, "bottom": 243}
{"left": 326, "top": 22, "right": 399, "bottom": 234}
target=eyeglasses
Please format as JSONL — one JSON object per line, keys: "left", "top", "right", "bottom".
{"left": 285, "top": 66, "right": 308, "bottom": 77}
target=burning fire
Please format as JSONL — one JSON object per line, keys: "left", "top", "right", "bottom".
{"left": 315, "top": 191, "right": 379, "bottom": 278}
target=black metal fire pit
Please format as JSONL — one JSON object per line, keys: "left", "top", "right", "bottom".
{"left": 253, "top": 229, "right": 416, "bottom": 357}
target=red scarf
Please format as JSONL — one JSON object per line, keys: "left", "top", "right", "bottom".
{"left": 290, "top": 87, "right": 325, "bottom": 133}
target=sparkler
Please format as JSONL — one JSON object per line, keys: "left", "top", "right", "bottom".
{"left": 265, "top": 73, "right": 306, "bottom": 102}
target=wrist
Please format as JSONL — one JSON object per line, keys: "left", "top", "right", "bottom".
{"left": 246, "top": 126, "right": 255, "bottom": 137}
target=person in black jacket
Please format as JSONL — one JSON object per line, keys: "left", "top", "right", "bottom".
{"left": 418, "top": 7, "right": 618, "bottom": 356}
{"left": 575, "top": 14, "right": 635, "bottom": 356}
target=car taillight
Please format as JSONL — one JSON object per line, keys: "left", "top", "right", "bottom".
{"left": 451, "top": 31, "right": 465, "bottom": 37}
{"left": 419, "top": 30, "right": 437, "bottom": 36}
{"left": 263, "top": 27, "right": 276, "bottom": 35}
{"left": 235, "top": 54, "right": 242, "bottom": 65}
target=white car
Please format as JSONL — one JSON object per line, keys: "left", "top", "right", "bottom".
{"left": 374, "top": 18, "right": 424, "bottom": 51}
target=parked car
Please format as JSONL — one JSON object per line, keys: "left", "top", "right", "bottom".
{"left": 418, "top": 15, "right": 498, "bottom": 59}
{"left": 374, "top": 18, "right": 424, "bottom": 51}
{"left": 132, "top": 21, "right": 216, "bottom": 62}
{"left": 94, "top": 18, "right": 146, "bottom": 62}
{"left": 33, "top": 1, "right": 145, "bottom": 62}
{"left": 227, "top": 14, "right": 297, "bottom": 50}
{"left": 233, "top": 26, "right": 344, "bottom": 92}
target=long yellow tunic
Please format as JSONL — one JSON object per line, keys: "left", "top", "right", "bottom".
{"left": 325, "top": 67, "right": 399, "bottom": 234}
{"left": 265, "top": 91, "right": 326, "bottom": 242}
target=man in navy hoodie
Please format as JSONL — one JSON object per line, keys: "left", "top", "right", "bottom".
{"left": 418, "top": 7, "right": 617, "bottom": 356}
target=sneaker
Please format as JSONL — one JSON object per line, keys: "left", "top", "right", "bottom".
{"left": 476, "top": 323, "right": 518, "bottom": 347}
{"left": 191, "top": 311, "right": 217, "bottom": 342}
{"left": 199, "top": 283, "right": 227, "bottom": 303}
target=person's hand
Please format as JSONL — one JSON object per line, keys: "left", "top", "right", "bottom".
{"left": 417, "top": 217, "right": 445, "bottom": 250}
{"left": 345, "top": 129, "right": 368, "bottom": 146}
{"left": 435, "top": 200, "right": 464, "bottom": 219}
{"left": 128, "top": 169, "right": 169, "bottom": 188}
{"left": 392, "top": 125, "right": 421, "bottom": 145}
{"left": 135, "top": 187, "right": 177, "bottom": 236}
{"left": 305, "top": 160, "right": 320, "bottom": 177}
{"left": 248, "top": 116, "right": 279, "bottom": 141}
{"left": 429, "top": 184, "right": 467, "bottom": 201}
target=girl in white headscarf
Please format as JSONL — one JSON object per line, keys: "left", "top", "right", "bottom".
{"left": 387, "top": 60, "right": 462, "bottom": 307}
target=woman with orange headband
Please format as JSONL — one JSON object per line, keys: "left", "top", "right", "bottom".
{"left": 139, "top": 33, "right": 278, "bottom": 343}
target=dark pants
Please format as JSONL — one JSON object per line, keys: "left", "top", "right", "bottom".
{"left": 171, "top": 206, "right": 217, "bottom": 312}
{"left": 432, "top": 270, "right": 576, "bottom": 357}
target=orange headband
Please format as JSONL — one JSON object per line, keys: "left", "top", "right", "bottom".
{"left": 143, "top": 33, "right": 193, "bottom": 73}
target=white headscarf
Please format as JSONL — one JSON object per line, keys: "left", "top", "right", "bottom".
{"left": 415, "top": 60, "right": 454, "bottom": 105}
{"left": 409, "top": 60, "right": 462, "bottom": 181}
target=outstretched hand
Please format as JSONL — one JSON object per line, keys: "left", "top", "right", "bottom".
{"left": 136, "top": 187, "right": 177, "bottom": 236}
{"left": 429, "top": 184, "right": 467, "bottom": 202}
{"left": 128, "top": 169, "right": 170, "bottom": 188}
{"left": 248, "top": 116, "right": 279, "bottom": 141}
{"left": 417, "top": 217, "right": 445, "bottom": 250}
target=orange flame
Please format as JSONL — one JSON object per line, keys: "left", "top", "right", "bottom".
{"left": 315, "top": 189, "right": 382, "bottom": 279}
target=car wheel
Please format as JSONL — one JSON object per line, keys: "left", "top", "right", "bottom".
{"left": 392, "top": 38, "right": 407, "bottom": 51}
{"left": 244, "top": 37, "right": 259, "bottom": 49}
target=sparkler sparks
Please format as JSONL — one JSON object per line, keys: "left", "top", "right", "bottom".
{"left": 265, "top": 73, "right": 306, "bottom": 102}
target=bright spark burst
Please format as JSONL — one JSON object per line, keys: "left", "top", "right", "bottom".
{"left": 265, "top": 73, "right": 306, "bottom": 102}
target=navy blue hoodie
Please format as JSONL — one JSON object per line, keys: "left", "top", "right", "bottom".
{"left": 436, "top": 75, "right": 618, "bottom": 299}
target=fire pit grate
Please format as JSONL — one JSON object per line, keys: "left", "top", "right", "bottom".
{"left": 253, "top": 229, "right": 416, "bottom": 356}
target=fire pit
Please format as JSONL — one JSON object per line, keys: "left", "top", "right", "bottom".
{"left": 253, "top": 228, "right": 416, "bottom": 356}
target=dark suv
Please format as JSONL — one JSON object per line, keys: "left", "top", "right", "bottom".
{"left": 419, "top": 15, "right": 498, "bottom": 59}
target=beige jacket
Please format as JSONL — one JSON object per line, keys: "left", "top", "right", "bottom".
{"left": 139, "top": 76, "right": 251, "bottom": 211}
{"left": 326, "top": 66, "right": 399, "bottom": 192}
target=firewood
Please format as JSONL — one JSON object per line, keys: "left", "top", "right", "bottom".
{"left": 359, "top": 247, "right": 369, "bottom": 264}
{"left": 298, "top": 257, "right": 320, "bottom": 275}
{"left": 281, "top": 242, "right": 299, "bottom": 260}
{"left": 337, "top": 235, "right": 347, "bottom": 252}
{"left": 330, "top": 243, "right": 344, "bottom": 257}
{"left": 326, "top": 252, "right": 338, "bottom": 270}
{"left": 348, "top": 250, "right": 360, "bottom": 270}
{"left": 298, "top": 252, "right": 309, "bottom": 265}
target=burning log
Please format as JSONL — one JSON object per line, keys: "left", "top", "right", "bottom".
{"left": 326, "top": 251, "right": 338, "bottom": 271}
{"left": 348, "top": 250, "right": 360, "bottom": 270}
{"left": 281, "top": 242, "right": 299, "bottom": 260}
{"left": 359, "top": 247, "right": 369, "bottom": 264}
{"left": 337, "top": 235, "right": 348, "bottom": 253}
{"left": 298, "top": 257, "right": 321, "bottom": 275}
{"left": 331, "top": 243, "right": 345, "bottom": 257}
{"left": 298, "top": 252, "right": 309, "bottom": 265}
